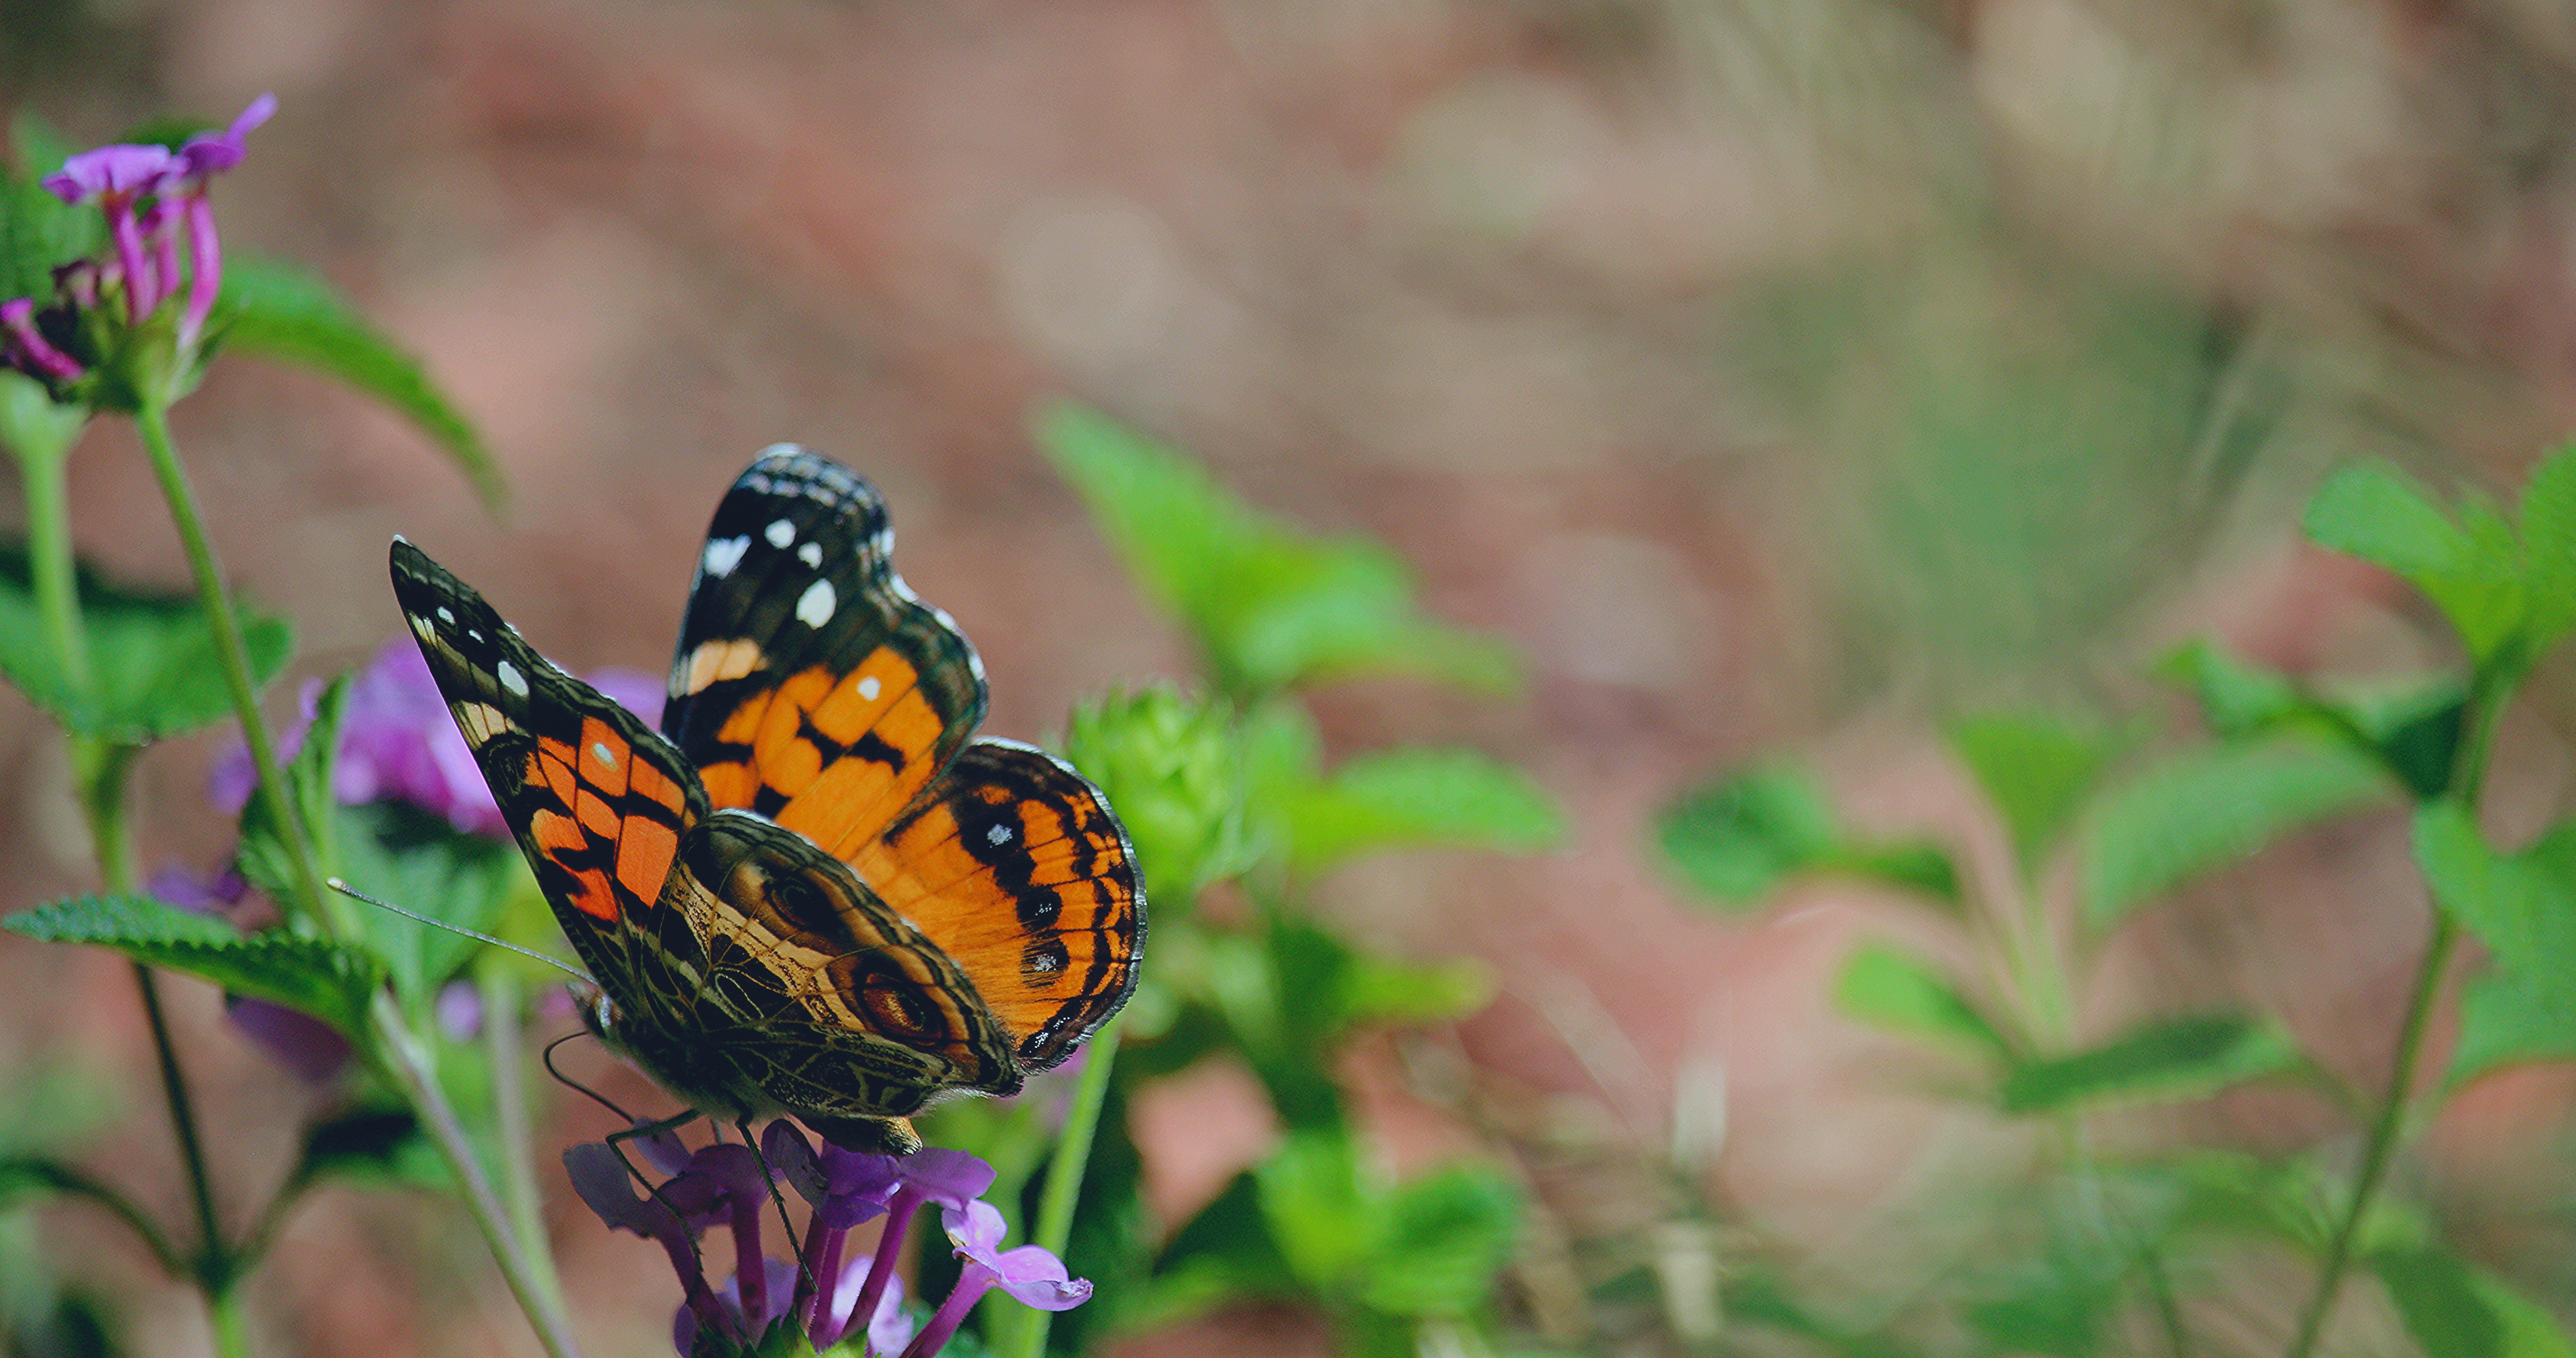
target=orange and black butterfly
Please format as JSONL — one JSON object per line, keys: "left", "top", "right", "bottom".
{"left": 388, "top": 445, "right": 1144, "bottom": 1152}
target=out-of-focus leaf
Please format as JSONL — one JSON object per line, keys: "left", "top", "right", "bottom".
{"left": 1059, "top": 686, "right": 1253, "bottom": 907}
{"left": 2, "top": 894, "right": 379, "bottom": 1039}
{"left": 2414, "top": 803, "right": 2576, "bottom": 1027}
{"left": 2521, "top": 444, "right": 2576, "bottom": 654}
{"left": 334, "top": 802, "right": 524, "bottom": 1010}
{"left": 1963, "top": 1265, "right": 2118, "bottom": 1358}
{"left": 1833, "top": 942, "right": 2011, "bottom": 1060}
{"left": 2375, "top": 1247, "right": 2506, "bottom": 1358}
{"left": 1148, "top": 1170, "right": 1300, "bottom": 1322}
{"left": 1275, "top": 747, "right": 1563, "bottom": 875}
{"left": 1038, "top": 403, "right": 1515, "bottom": 696}
{"left": 292, "top": 1104, "right": 448, "bottom": 1191}
{"left": 0, "top": 539, "right": 293, "bottom": 743}
{"left": 1356, "top": 1164, "right": 1520, "bottom": 1318}
{"left": 2158, "top": 641, "right": 2305, "bottom": 737}
{"left": 1949, "top": 714, "right": 2118, "bottom": 871}
{"left": 1656, "top": 766, "right": 1837, "bottom": 906}
{"left": 2080, "top": 736, "right": 2389, "bottom": 930}
{"left": 1255, "top": 1130, "right": 1373, "bottom": 1293}
{"left": 2450, "top": 967, "right": 2576, "bottom": 1089}
{"left": 2, "top": 117, "right": 100, "bottom": 302}
{"left": 2304, "top": 464, "right": 2525, "bottom": 666}
{"left": 217, "top": 257, "right": 501, "bottom": 512}
{"left": 2478, "top": 1271, "right": 2576, "bottom": 1358}
{"left": 1998, "top": 1014, "right": 2297, "bottom": 1115}
{"left": 2336, "top": 677, "right": 2470, "bottom": 800}
{"left": 1340, "top": 952, "right": 1494, "bottom": 1026}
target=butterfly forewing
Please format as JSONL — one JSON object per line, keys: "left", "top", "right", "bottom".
{"left": 853, "top": 740, "right": 1145, "bottom": 1069}
{"left": 662, "top": 446, "right": 988, "bottom": 859}
{"left": 389, "top": 540, "right": 708, "bottom": 990}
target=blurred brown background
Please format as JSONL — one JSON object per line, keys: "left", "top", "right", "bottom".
{"left": 6, "top": 0, "right": 2576, "bottom": 1353}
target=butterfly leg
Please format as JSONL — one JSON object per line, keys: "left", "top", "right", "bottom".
{"left": 740, "top": 1115, "right": 817, "bottom": 1311}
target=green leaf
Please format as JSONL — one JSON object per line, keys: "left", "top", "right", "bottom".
{"left": 292, "top": 1104, "right": 448, "bottom": 1191}
{"left": 236, "top": 676, "right": 347, "bottom": 907}
{"left": 1059, "top": 686, "right": 1253, "bottom": 905}
{"left": 1355, "top": 1164, "right": 1521, "bottom": 1318}
{"left": 1833, "top": 942, "right": 2011, "bottom": 1059}
{"left": 1339, "top": 952, "right": 1494, "bottom": 1027}
{"left": 2521, "top": 444, "right": 2576, "bottom": 655}
{"left": 2, "top": 117, "right": 101, "bottom": 303}
{"left": 216, "top": 257, "right": 502, "bottom": 512}
{"left": 2080, "top": 736, "right": 2389, "bottom": 930}
{"left": 2334, "top": 676, "right": 2470, "bottom": 800}
{"left": 1949, "top": 715, "right": 2119, "bottom": 871}
{"left": 2375, "top": 1247, "right": 2506, "bottom": 1358}
{"left": 1254, "top": 1130, "right": 1374, "bottom": 1291}
{"left": 3, "top": 894, "right": 380, "bottom": 1039}
{"left": 1277, "top": 747, "right": 1563, "bottom": 874}
{"left": 0, "top": 539, "right": 294, "bottom": 743}
{"left": 334, "top": 802, "right": 526, "bottom": 1009}
{"left": 1038, "top": 402, "right": 1515, "bottom": 696}
{"left": 2158, "top": 641, "right": 2306, "bottom": 737}
{"left": 2477, "top": 1271, "right": 2576, "bottom": 1358}
{"left": 2304, "top": 464, "right": 2526, "bottom": 665}
{"left": 1998, "top": 1014, "right": 2298, "bottom": 1115}
{"left": 2414, "top": 803, "right": 2576, "bottom": 1020}
{"left": 2450, "top": 966, "right": 2576, "bottom": 1089}
{"left": 1655, "top": 766, "right": 1838, "bottom": 906}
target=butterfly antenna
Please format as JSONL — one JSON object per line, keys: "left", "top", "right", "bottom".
{"left": 541, "top": 1031, "right": 640, "bottom": 1124}
{"left": 325, "top": 877, "right": 596, "bottom": 986}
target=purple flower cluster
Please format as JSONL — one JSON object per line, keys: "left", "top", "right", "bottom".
{"left": 565, "top": 1127, "right": 1088, "bottom": 1357}
{"left": 1, "top": 94, "right": 274, "bottom": 386}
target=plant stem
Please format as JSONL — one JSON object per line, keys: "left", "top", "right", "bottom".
{"left": 207, "top": 1280, "right": 253, "bottom": 1358}
{"left": 1009, "top": 1016, "right": 1123, "bottom": 1358}
{"left": 133, "top": 402, "right": 579, "bottom": 1357}
{"left": 371, "top": 991, "right": 585, "bottom": 1358}
{"left": 2284, "top": 675, "right": 2508, "bottom": 1358}
{"left": 130, "top": 402, "right": 343, "bottom": 936}
{"left": 482, "top": 965, "right": 569, "bottom": 1321}
{"left": 17, "top": 427, "right": 91, "bottom": 693}
{"left": 133, "top": 964, "right": 228, "bottom": 1279}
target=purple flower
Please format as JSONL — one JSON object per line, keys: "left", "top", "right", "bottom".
{"left": 174, "top": 93, "right": 276, "bottom": 180}
{"left": 564, "top": 1142, "right": 725, "bottom": 1337}
{"left": 836, "top": 1149, "right": 997, "bottom": 1350}
{"left": 434, "top": 980, "right": 483, "bottom": 1042}
{"left": 41, "top": 144, "right": 180, "bottom": 204}
{"left": 899, "top": 1201, "right": 1090, "bottom": 1358}
{"left": 223, "top": 995, "right": 353, "bottom": 1084}
{"left": 1, "top": 298, "right": 82, "bottom": 382}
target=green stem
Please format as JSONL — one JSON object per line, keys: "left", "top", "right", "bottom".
{"left": 132, "top": 963, "right": 228, "bottom": 1280}
{"left": 1009, "top": 1016, "right": 1123, "bottom": 1358}
{"left": 370, "top": 991, "right": 584, "bottom": 1358}
{"left": 482, "top": 965, "right": 568, "bottom": 1322}
{"left": 2284, "top": 673, "right": 2507, "bottom": 1358}
{"left": 133, "top": 402, "right": 578, "bottom": 1358}
{"left": 131, "top": 402, "right": 342, "bottom": 936}
{"left": 207, "top": 1281, "right": 253, "bottom": 1358}
{"left": 18, "top": 427, "right": 91, "bottom": 693}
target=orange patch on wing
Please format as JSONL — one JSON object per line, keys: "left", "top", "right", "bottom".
{"left": 630, "top": 758, "right": 686, "bottom": 815}
{"left": 575, "top": 788, "right": 621, "bottom": 839}
{"left": 701, "top": 762, "right": 760, "bottom": 810}
{"left": 580, "top": 719, "right": 631, "bottom": 797}
{"left": 806, "top": 649, "right": 918, "bottom": 744}
{"left": 616, "top": 816, "right": 679, "bottom": 903}
{"left": 564, "top": 865, "right": 619, "bottom": 922}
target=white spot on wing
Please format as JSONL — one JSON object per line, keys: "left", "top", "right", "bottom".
{"left": 591, "top": 741, "right": 618, "bottom": 767}
{"left": 436, "top": 606, "right": 455, "bottom": 624}
{"left": 496, "top": 660, "right": 528, "bottom": 697}
{"left": 856, "top": 675, "right": 880, "bottom": 701}
{"left": 987, "top": 823, "right": 1014, "bottom": 847}
{"left": 796, "top": 578, "right": 836, "bottom": 627}
{"left": 797, "top": 541, "right": 823, "bottom": 568}
{"left": 408, "top": 613, "right": 433, "bottom": 640}
{"left": 765, "top": 519, "right": 796, "bottom": 548}
{"left": 703, "top": 536, "right": 750, "bottom": 578}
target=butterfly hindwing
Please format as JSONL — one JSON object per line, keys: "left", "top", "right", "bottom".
{"left": 389, "top": 539, "right": 708, "bottom": 990}
{"left": 851, "top": 740, "right": 1145, "bottom": 1070}
{"left": 661, "top": 446, "right": 988, "bottom": 862}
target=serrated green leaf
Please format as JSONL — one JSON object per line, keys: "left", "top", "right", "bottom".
{"left": 2450, "top": 966, "right": 2576, "bottom": 1089}
{"left": 2522, "top": 445, "right": 2576, "bottom": 655}
{"left": 2081, "top": 736, "right": 2389, "bottom": 930}
{"left": 1038, "top": 402, "right": 1515, "bottom": 696}
{"left": 237, "top": 676, "right": 345, "bottom": 910}
{"left": 2414, "top": 803, "right": 2576, "bottom": 1025}
{"left": 1357, "top": 1164, "right": 1520, "bottom": 1318}
{"left": 1272, "top": 747, "right": 1563, "bottom": 875}
{"left": 0, "top": 539, "right": 294, "bottom": 743}
{"left": 1655, "top": 766, "right": 1838, "bottom": 907}
{"left": 3, "top": 894, "right": 379, "bottom": 1038}
{"left": 1949, "top": 714, "right": 2119, "bottom": 871}
{"left": 1833, "top": 942, "right": 2011, "bottom": 1059}
{"left": 2304, "top": 464, "right": 2526, "bottom": 665}
{"left": 1998, "top": 1014, "right": 2297, "bottom": 1115}
{"left": 335, "top": 801, "right": 526, "bottom": 1009}
{"left": 216, "top": 257, "right": 501, "bottom": 512}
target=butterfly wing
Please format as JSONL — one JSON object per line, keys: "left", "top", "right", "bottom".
{"left": 661, "top": 445, "right": 988, "bottom": 862}
{"left": 389, "top": 539, "right": 708, "bottom": 1002}
{"left": 849, "top": 740, "right": 1145, "bottom": 1070}
{"left": 640, "top": 810, "right": 1024, "bottom": 1117}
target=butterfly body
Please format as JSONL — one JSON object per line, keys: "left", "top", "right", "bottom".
{"left": 390, "top": 445, "right": 1143, "bottom": 1152}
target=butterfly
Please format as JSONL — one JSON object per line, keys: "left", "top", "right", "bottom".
{"left": 388, "top": 444, "right": 1144, "bottom": 1152}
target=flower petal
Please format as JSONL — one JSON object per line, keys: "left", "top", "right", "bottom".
{"left": 943, "top": 1198, "right": 1009, "bottom": 1259}
{"left": 43, "top": 144, "right": 178, "bottom": 202}
{"left": 899, "top": 1146, "right": 996, "bottom": 1210}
